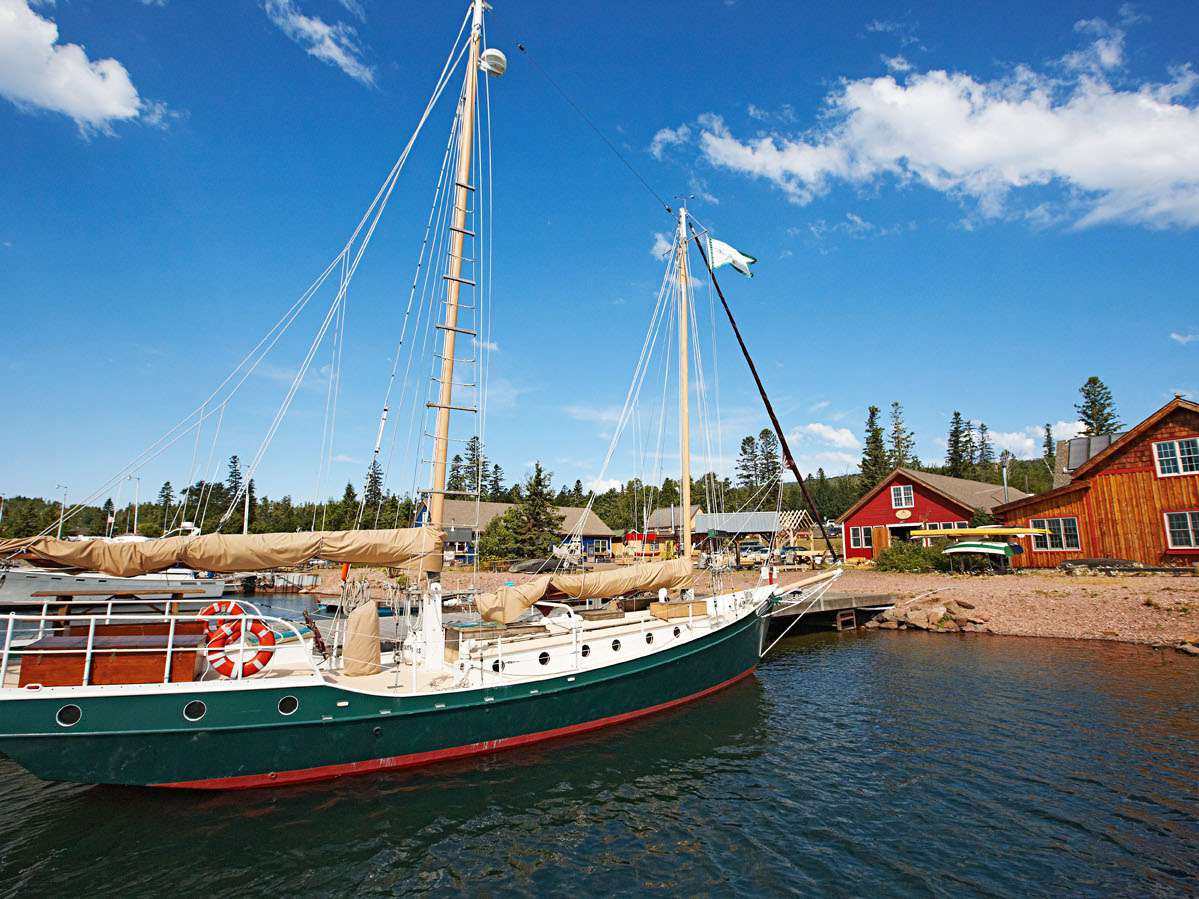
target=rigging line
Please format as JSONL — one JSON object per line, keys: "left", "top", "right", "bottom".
{"left": 514, "top": 43, "right": 673, "bottom": 218}
{"left": 196, "top": 402, "right": 228, "bottom": 533}
{"left": 690, "top": 226, "right": 839, "bottom": 561}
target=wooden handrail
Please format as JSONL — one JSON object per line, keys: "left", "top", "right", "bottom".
{"left": 29, "top": 587, "right": 208, "bottom": 598}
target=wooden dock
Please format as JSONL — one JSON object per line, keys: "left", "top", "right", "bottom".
{"left": 767, "top": 592, "right": 895, "bottom": 631}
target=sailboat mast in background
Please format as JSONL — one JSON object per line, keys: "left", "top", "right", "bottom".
{"left": 677, "top": 206, "right": 692, "bottom": 561}
{"left": 427, "top": 0, "right": 485, "bottom": 531}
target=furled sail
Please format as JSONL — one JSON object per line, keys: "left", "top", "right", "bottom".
{"left": 0, "top": 527, "right": 444, "bottom": 578}
{"left": 475, "top": 558, "right": 694, "bottom": 624}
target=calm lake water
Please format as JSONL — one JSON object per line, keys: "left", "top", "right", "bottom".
{"left": 0, "top": 625, "right": 1195, "bottom": 897}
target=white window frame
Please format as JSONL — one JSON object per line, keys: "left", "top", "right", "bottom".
{"left": 1164, "top": 511, "right": 1199, "bottom": 549}
{"left": 849, "top": 527, "right": 862, "bottom": 549}
{"left": 863, "top": 527, "right": 873, "bottom": 549}
{"left": 1030, "top": 516, "right": 1081, "bottom": 552}
{"left": 1153, "top": 437, "right": 1199, "bottom": 478}
{"left": 891, "top": 484, "right": 914, "bottom": 509}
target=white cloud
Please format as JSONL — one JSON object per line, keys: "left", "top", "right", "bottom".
{"left": 0, "top": 0, "right": 153, "bottom": 133}
{"left": 336, "top": 0, "right": 365, "bottom": 23}
{"left": 1169, "top": 331, "right": 1198, "bottom": 345}
{"left": 332, "top": 453, "right": 361, "bottom": 464}
{"left": 1062, "top": 17, "right": 1125, "bottom": 73}
{"left": 793, "top": 422, "right": 860, "bottom": 449}
{"left": 1051, "top": 420, "right": 1085, "bottom": 441}
{"left": 808, "top": 399, "right": 831, "bottom": 413}
{"left": 989, "top": 429, "right": 1038, "bottom": 458}
{"left": 587, "top": 477, "right": 622, "bottom": 494}
{"left": 473, "top": 337, "right": 499, "bottom": 353}
{"left": 677, "top": 18, "right": 1199, "bottom": 229}
{"left": 648, "top": 124, "right": 690, "bottom": 160}
{"left": 650, "top": 232, "right": 673, "bottom": 259}
{"left": 882, "top": 54, "right": 911, "bottom": 73}
{"left": 263, "top": 0, "right": 375, "bottom": 87}
{"left": 563, "top": 404, "right": 622, "bottom": 425}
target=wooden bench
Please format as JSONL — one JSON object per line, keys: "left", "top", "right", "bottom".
{"left": 18, "top": 634, "right": 205, "bottom": 687}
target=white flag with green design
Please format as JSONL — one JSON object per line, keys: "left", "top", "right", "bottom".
{"left": 706, "top": 236, "right": 757, "bottom": 278}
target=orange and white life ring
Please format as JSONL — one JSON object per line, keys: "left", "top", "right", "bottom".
{"left": 199, "top": 601, "right": 276, "bottom": 678}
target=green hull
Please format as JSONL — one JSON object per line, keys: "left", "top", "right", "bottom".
{"left": 0, "top": 611, "right": 767, "bottom": 789}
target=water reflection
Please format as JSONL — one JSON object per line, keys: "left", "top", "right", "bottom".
{"left": 0, "top": 630, "right": 1195, "bottom": 897}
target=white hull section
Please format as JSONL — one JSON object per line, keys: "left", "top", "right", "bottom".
{"left": 0, "top": 568, "right": 226, "bottom": 607}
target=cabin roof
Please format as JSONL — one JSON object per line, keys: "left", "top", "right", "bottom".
{"left": 644, "top": 505, "right": 703, "bottom": 528}
{"left": 1069, "top": 396, "right": 1199, "bottom": 480}
{"left": 430, "top": 499, "right": 616, "bottom": 537}
{"left": 837, "top": 467, "right": 1029, "bottom": 523}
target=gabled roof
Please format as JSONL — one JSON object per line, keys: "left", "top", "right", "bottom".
{"left": 836, "top": 467, "right": 1030, "bottom": 524}
{"left": 1070, "top": 396, "right": 1199, "bottom": 480}
{"left": 430, "top": 499, "right": 616, "bottom": 537}
{"left": 695, "top": 511, "right": 778, "bottom": 535}
{"left": 645, "top": 504, "right": 702, "bottom": 529}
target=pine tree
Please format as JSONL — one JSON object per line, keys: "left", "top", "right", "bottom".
{"left": 225, "top": 455, "right": 244, "bottom": 499}
{"left": 976, "top": 422, "right": 994, "bottom": 467}
{"left": 1075, "top": 376, "right": 1122, "bottom": 436}
{"left": 888, "top": 401, "right": 916, "bottom": 469}
{"left": 858, "top": 405, "right": 890, "bottom": 491}
{"left": 962, "top": 421, "right": 977, "bottom": 469}
{"left": 447, "top": 454, "right": 466, "bottom": 492}
{"left": 735, "top": 435, "right": 760, "bottom": 489}
{"left": 945, "top": 411, "right": 968, "bottom": 478}
{"left": 757, "top": 428, "right": 782, "bottom": 485}
{"left": 571, "top": 479, "right": 586, "bottom": 504}
{"left": 1043, "top": 424, "right": 1056, "bottom": 470}
{"left": 509, "top": 463, "right": 565, "bottom": 556}
{"left": 157, "top": 481, "right": 174, "bottom": 532}
{"left": 363, "top": 459, "right": 384, "bottom": 509}
{"left": 102, "top": 497, "right": 115, "bottom": 535}
{"left": 463, "top": 436, "right": 487, "bottom": 494}
{"left": 246, "top": 479, "right": 257, "bottom": 530}
{"left": 487, "top": 463, "right": 505, "bottom": 501}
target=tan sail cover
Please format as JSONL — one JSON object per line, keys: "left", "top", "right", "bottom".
{"left": 0, "top": 527, "right": 444, "bottom": 578}
{"left": 475, "top": 558, "right": 694, "bottom": 624}
{"left": 341, "top": 601, "right": 383, "bottom": 676}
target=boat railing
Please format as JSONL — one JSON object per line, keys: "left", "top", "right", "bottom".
{"left": 19, "top": 597, "right": 266, "bottom": 644}
{"left": 0, "top": 607, "right": 318, "bottom": 689}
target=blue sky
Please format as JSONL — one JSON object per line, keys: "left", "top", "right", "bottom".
{"left": 1, "top": 0, "right": 1197, "bottom": 510}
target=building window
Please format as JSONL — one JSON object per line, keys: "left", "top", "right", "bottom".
{"left": 1154, "top": 438, "right": 1199, "bottom": 477}
{"left": 1030, "top": 517, "right": 1081, "bottom": 551}
{"left": 891, "top": 485, "right": 914, "bottom": 509}
{"left": 1165, "top": 511, "right": 1199, "bottom": 548}
{"left": 849, "top": 527, "right": 861, "bottom": 549}
{"left": 862, "top": 527, "right": 872, "bottom": 549}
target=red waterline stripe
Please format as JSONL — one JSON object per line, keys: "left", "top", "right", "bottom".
{"left": 156, "top": 665, "right": 758, "bottom": 790}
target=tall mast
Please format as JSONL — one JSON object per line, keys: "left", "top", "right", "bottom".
{"left": 427, "top": 0, "right": 484, "bottom": 531}
{"left": 677, "top": 206, "right": 691, "bottom": 561}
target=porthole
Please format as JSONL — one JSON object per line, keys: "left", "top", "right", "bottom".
{"left": 538, "top": 651, "right": 550, "bottom": 666}
{"left": 55, "top": 704, "right": 81, "bottom": 727}
{"left": 491, "top": 659, "right": 507, "bottom": 673}
{"left": 581, "top": 644, "right": 591, "bottom": 658}
{"left": 278, "top": 695, "right": 299, "bottom": 716}
{"left": 645, "top": 633, "right": 654, "bottom": 645}
{"left": 183, "top": 700, "right": 207, "bottom": 722}
{"left": 611, "top": 639, "right": 621, "bottom": 652}
{"left": 673, "top": 627, "right": 680, "bottom": 638}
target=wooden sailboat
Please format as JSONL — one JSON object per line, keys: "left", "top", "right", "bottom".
{"left": 0, "top": 0, "right": 840, "bottom": 789}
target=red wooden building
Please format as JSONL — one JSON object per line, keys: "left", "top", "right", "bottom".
{"left": 995, "top": 397, "right": 1199, "bottom": 568}
{"left": 838, "top": 468, "right": 1028, "bottom": 560}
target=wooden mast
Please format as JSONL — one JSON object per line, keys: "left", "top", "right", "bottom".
{"left": 427, "top": 0, "right": 484, "bottom": 531}
{"left": 677, "top": 206, "right": 692, "bottom": 561}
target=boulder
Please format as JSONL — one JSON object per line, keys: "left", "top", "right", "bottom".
{"left": 1181, "top": 634, "right": 1199, "bottom": 646}
{"left": 1179, "top": 643, "right": 1199, "bottom": 656}
{"left": 878, "top": 620, "right": 899, "bottom": 630}
{"left": 955, "top": 599, "right": 976, "bottom": 610}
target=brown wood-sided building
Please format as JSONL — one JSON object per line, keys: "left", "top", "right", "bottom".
{"left": 994, "top": 397, "right": 1199, "bottom": 568}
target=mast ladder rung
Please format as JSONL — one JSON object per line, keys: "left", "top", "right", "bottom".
{"left": 446, "top": 253, "right": 476, "bottom": 263}
{"left": 453, "top": 204, "right": 474, "bottom": 215}
{"left": 431, "top": 379, "right": 478, "bottom": 388}
{"left": 449, "top": 225, "right": 475, "bottom": 237}
{"left": 455, "top": 181, "right": 476, "bottom": 192}
{"left": 425, "top": 402, "right": 477, "bottom": 413}
{"left": 422, "top": 489, "right": 481, "bottom": 497}
{"left": 433, "top": 353, "right": 476, "bottom": 363}
{"left": 422, "top": 433, "right": 477, "bottom": 444}
{"left": 435, "top": 323, "right": 476, "bottom": 336}
{"left": 442, "top": 274, "right": 476, "bottom": 287}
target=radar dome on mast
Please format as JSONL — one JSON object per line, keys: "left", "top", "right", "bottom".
{"left": 480, "top": 48, "right": 507, "bottom": 77}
